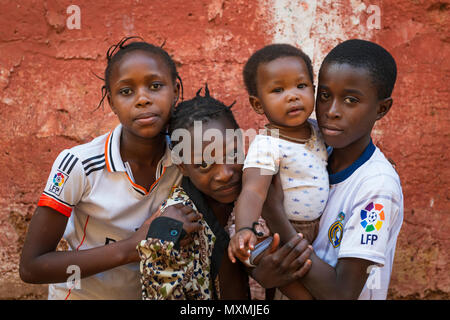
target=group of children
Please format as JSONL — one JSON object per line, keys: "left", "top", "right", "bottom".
{"left": 19, "top": 34, "right": 403, "bottom": 300}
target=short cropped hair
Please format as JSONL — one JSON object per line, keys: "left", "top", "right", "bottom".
{"left": 321, "top": 39, "right": 397, "bottom": 99}
{"left": 243, "top": 44, "right": 314, "bottom": 97}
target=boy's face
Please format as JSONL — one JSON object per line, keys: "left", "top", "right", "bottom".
{"left": 250, "top": 56, "right": 315, "bottom": 129}
{"left": 316, "top": 62, "right": 391, "bottom": 149}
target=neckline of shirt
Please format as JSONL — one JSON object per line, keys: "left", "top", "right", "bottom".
{"left": 328, "top": 140, "right": 376, "bottom": 185}
{"left": 105, "top": 124, "right": 174, "bottom": 194}
{"left": 106, "top": 124, "right": 174, "bottom": 174}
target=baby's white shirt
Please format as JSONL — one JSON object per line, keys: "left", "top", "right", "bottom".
{"left": 243, "top": 120, "right": 329, "bottom": 221}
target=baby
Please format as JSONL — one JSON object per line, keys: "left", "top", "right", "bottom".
{"left": 228, "top": 44, "right": 329, "bottom": 265}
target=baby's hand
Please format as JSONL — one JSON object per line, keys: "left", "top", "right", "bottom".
{"left": 228, "top": 229, "right": 257, "bottom": 263}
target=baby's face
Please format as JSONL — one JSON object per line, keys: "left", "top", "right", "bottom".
{"left": 251, "top": 56, "right": 315, "bottom": 129}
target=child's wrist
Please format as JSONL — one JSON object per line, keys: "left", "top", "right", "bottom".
{"left": 123, "top": 237, "right": 140, "bottom": 264}
{"left": 237, "top": 221, "right": 264, "bottom": 237}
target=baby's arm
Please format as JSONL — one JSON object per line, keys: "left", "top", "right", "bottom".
{"left": 259, "top": 173, "right": 313, "bottom": 299}
{"left": 228, "top": 168, "right": 273, "bottom": 263}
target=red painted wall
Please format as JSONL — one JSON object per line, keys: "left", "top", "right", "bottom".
{"left": 0, "top": 0, "right": 448, "bottom": 299}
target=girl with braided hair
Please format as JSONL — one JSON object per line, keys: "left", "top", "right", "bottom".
{"left": 19, "top": 37, "right": 194, "bottom": 299}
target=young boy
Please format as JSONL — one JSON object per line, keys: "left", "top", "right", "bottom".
{"left": 255, "top": 39, "right": 403, "bottom": 299}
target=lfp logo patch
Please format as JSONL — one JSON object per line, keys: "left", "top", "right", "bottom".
{"left": 360, "top": 202, "right": 385, "bottom": 232}
{"left": 53, "top": 172, "right": 65, "bottom": 187}
{"left": 48, "top": 171, "right": 68, "bottom": 196}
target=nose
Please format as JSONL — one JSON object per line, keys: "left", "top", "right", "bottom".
{"left": 286, "top": 89, "right": 300, "bottom": 103}
{"left": 326, "top": 98, "right": 341, "bottom": 119}
{"left": 136, "top": 88, "right": 152, "bottom": 108}
{"left": 214, "top": 164, "right": 234, "bottom": 183}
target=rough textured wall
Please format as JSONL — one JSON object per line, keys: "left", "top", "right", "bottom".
{"left": 0, "top": 0, "right": 448, "bottom": 299}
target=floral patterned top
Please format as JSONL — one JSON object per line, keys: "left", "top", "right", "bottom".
{"left": 137, "top": 177, "right": 233, "bottom": 300}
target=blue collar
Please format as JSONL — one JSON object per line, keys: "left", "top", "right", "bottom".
{"left": 328, "top": 140, "right": 376, "bottom": 184}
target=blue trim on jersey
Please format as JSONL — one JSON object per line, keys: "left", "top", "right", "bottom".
{"left": 328, "top": 140, "right": 376, "bottom": 185}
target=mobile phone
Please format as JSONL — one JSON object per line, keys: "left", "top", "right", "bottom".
{"left": 249, "top": 236, "right": 273, "bottom": 265}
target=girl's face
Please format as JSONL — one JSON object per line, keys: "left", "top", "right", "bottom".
{"left": 250, "top": 56, "right": 315, "bottom": 130}
{"left": 178, "top": 119, "right": 243, "bottom": 204}
{"left": 108, "top": 50, "right": 179, "bottom": 139}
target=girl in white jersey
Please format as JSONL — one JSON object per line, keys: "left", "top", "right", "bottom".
{"left": 19, "top": 37, "right": 195, "bottom": 299}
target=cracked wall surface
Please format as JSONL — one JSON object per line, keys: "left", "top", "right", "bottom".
{"left": 0, "top": 0, "right": 448, "bottom": 299}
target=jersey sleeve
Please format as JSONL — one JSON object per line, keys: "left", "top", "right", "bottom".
{"left": 338, "top": 174, "right": 402, "bottom": 267}
{"left": 37, "top": 149, "right": 86, "bottom": 217}
{"left": 243, "top": 135, "right": 280, "bottom": 174}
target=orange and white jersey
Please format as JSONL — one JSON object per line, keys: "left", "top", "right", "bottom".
{"left": 38, "top": 124, "right": 182, "bottom": 300}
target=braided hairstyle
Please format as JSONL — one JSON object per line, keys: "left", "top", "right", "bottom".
{"left": 168, "top": 84, "right": 238, "bottom": 148}
{"left": 97, "top": 36, "right": 183, "bottom": 109}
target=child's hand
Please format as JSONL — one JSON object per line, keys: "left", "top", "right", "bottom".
{"left": 228, "top": 229, "right": 257, "bottom": 263}
{"left": 162, "top": 203, "right": 203, "bottom": 246}
{"left": 132, "top": 207, "right": 163, "bottom": 245}
{"left": 251, "top": 233, "right": 313, "bottom": 289}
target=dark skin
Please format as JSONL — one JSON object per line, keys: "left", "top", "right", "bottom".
{"left": 171, "top": 119, "right": 313, "bottom": 299}
{"left": 108, "top": 51, "right": 180, "bottom": 190}
{"left": 261, "top": 160, "right": 373, "bottom": 300}
{"left": 229, "top": 56, "right": 315, "bottom": 263}
{"left": 175, "top": 119, "right": 250, "bottom": 299}
{"left": 256, "top": 62, "right": 394, "bottom": 300}
{"left": 316, "top": 62, "right": 392, "bottom": 173}
{"left": 19, "top": 50, "right": 184, "bottom": 284}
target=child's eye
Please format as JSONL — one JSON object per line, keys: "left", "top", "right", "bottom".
{"left": 344, "top": 96, "right": 359, "bottom": 104}
{"left": 150, "top": 83, "right": 163, "bottom": 90}
{"left": 319, "top": 92, "right": 330, "bottom": 101}
{"left": 119, "top": 88, "right": 132, "bottom": 96}
{"left": 199, "top": 161, "right": 213, "bottom": 170}
{"left": 272, "top": 87, "right": 283, "bottom": 93}
{"left": 297, "top": 83, "right": 307, "bottom": 89}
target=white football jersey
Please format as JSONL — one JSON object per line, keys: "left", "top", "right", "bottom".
{"left": 313, "top": 141, "right": 403, "bottom": 299}
{"left": 39, "top": 124, "right": 182, "bottom": 299}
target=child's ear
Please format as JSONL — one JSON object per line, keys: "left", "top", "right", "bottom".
{"left": 173, "top": 82, "right": 180, "bottom": 105}
{"left": 249, "top": 96, "right": 264, "bottom": 115}
{"left": 376, "top": 97, "right": 393, "bottom": 120}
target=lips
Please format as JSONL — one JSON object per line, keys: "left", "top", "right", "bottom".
{"left": 320, "top": 123, "right": 344, "bottom": 136}
{"left": 134, "top": 112, "right": 159, "bottom": 125}
{"left": 287, "top": 105, "right": 304, "bottom": 115}
{"left": 135, "top": 112, "right": 158, "bottom": 120}
{"left": 215, "top": 180, "right": 240, "bottom": 194}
